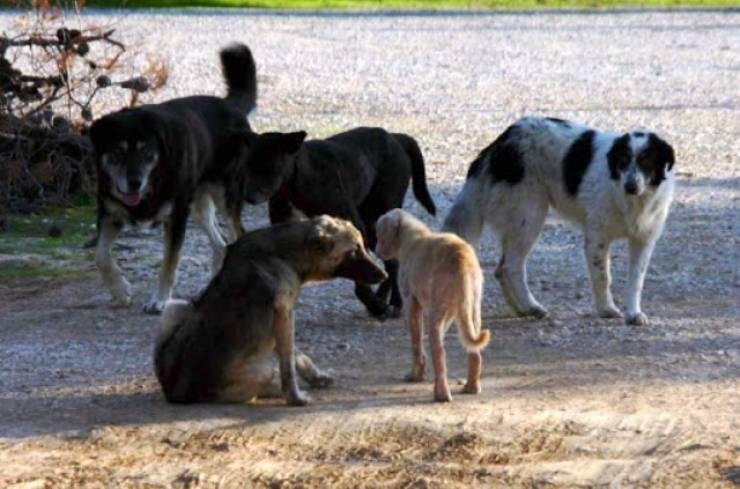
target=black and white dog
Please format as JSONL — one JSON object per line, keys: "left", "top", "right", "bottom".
{"left": 443, "top": 116, "right": 676, "bottom": 325}
{"left": 90, "top": 43, "right": 257, "bottom": 313}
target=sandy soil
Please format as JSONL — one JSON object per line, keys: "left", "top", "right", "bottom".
{"left": 1, "top": 8, "right": 739, "bottom": 488}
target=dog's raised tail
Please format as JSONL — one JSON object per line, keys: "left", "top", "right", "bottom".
{"left": 392, "top": 133, "right": 436, "bottom": 216}
{"left": 220, "top": 42, "right": 257, "bottom": 116}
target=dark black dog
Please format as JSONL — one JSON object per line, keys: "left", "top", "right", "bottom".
{"left": 237, "top": 127, "right": 437, "bottom": 319}
{"left": 90, "top": 43, "right": 256, "bottom": 313}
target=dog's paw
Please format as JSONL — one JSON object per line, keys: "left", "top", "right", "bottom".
{"left": 286, "top": 390, "right": 311, "bottom": 407}
{"left": 109, "top": 278, "right": 132, "bottom": 307}
{"left": 626, "top": 312, "right": 649, "bottom": 326}
{"left": 434, "top": 387, "right": 452, "bottom": 403}
{"left": 143, "top": 298, "right": 167, "bottom": 315}
{"left": 308, "top": 372, "right": 334, "bottom": 389}
{"left": 524, "top": 305, "right": 549, "bottom": 319}
{"left": 598, "top": 305, "right": 623, "bottom": 319}
{"left": 461, "top": 381, "right": 481, "bottom": 395}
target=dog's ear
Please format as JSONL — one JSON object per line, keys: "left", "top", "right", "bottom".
{"left": 282, "top": 131, "right": 307, "bottom": 153}
{"left": 650, "top": 133, "right": 675, "bottom": 170}
{"left": 606, "top": 134, "right": 631, "bottom": 180}
{"left": 646, "top": 134, "right": 675, "bottom": 185}
{"left": 305, "top": 229, "right": 334, "bottom": 254}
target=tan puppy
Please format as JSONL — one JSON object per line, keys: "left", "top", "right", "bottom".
{"left": 376, "top": 209, "right": 490, "bottom": 402}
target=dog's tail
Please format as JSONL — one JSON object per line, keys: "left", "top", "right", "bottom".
{"left": 441, "top": 173, "right": 485, "bottom": 245}
{"left": 392, "top": 133, "right": 436, "bottom": 216}
{"left": 220, "top": 43, "right": 257, "bottom": 116}
{"left": 457, "top": 276, "right": 491, "bottom": 352}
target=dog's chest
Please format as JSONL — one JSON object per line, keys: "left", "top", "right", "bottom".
{"left": 104, "top": 197, "right": 174, "bottom": 226}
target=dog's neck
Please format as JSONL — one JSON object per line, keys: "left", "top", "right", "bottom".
{"left": 398, "top": 220, "right": 431, "bottom": 257}
{"left": 284, "top": 146, "right": 309, "bottom": 189}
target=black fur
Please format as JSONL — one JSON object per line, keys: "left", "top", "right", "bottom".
{"left": 90, "top": 43, "right": 257, "bottom": 311}
{"left": 607, "top": 133, "right": 632, "bottom": 181}
{"left": 562, "top": 130, "right": 596, "bottom": 196}
{"left": 546, "top": 117, "right": 571, "bottom": 126}
{"left": 642, "top": 134, "right": 676, "bottom": 186}
{"left": 466, "top": 125, "right": 525, "bottom": 185}
{"left": 240, "top": 126, "right": 437, "bottom": 319}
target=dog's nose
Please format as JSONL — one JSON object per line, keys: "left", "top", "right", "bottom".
{"left": 128, "top": 177, "right": 143, "bottom": 191}
{"left": 624, "top": 181, "right": 638, "bottom": 195}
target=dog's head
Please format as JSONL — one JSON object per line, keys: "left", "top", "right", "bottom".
{"left": 240, "top": 131, "right": 307, "bottom": 205}
{"left": 304, "top": 215, "right": 387, "bottom": 285}
{"left": 90, "top": 109, "right": 165, "bottom": 207}
{"left": 375, "top": 208, "right": 407, "bottom": 260}
{"left": 607, "top": 132, "right": 675, "bottom": 197}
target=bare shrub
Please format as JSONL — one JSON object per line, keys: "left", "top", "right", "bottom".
{"left": 1, "top": 0, "right": 168, "bottom": 213}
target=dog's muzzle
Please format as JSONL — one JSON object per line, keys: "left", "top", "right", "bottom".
{"left": 335, "top": 250, "right": 388, "bottom": 284}
{"left": 624, "top": 181, "right": 639, "bottom": 195}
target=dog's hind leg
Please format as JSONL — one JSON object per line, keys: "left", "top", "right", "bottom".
{"left": 96, "top": 217, "right": 131, "bottom": 306}
{"left": 296, "top": 352, "right": 334, "bottom": 388}
{"left": 494, "top": 198, "right": 548, "bottom": 318}
{"left": 624, "top": 237, "right": 656, "bottom": 326}
{"left": 404, "top": 295, "right": 426, "bottom": 382}
{"left": 144, "top": 211, "right": 187, "bottom": 315}
{"left": 428, "top": 309, "right": 453, "bottom": 402}
{"left": 193, "top": 191, "right": 227, "bottom": 276}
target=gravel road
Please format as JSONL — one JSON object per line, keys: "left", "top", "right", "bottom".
{"left": 1, "top": 8, "right": 738, "bottom": 488}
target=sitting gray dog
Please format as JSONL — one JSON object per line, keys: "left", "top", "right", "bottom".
{"left": 154, "top": 215, "right": 387, "bottom": 406}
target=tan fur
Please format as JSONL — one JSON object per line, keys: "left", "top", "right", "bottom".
{"left": 376, "top": 209, "right": 490, "bottom": 402}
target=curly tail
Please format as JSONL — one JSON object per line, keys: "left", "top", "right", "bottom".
{"left": 457, "top": 278, "right": 490, "bottom": 352}
{"left": 392, "top": 132, "right": 436, "bottom": 216}
{"left": 220, "top": 42, "right": 257, "bottom": 116}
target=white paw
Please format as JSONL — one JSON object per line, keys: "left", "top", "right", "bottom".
{"left": 143, "top": 297, "right": 168, "bottom": 315}
{"left": 598, "top": 305, "right": 623, "bottom": 319}
{"left": 626, "top": 312, "right": 649, "bottom": 326}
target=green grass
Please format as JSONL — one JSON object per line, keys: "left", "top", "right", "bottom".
{"left": 83, "top": 0, "right": 740, "bottom": 8}
{"left": 0, "top": 206, "right": 96, "bottom": 280}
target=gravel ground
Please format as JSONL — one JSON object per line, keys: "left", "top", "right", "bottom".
{"left": 1, "top": 8, "right": 739, "bottom": 488}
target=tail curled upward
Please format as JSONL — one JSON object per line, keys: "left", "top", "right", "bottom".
{"left": 220, "top": 42, "right": 258, "bottom": 116}
{"left": 392, "top": 133, "right": 436, "bottom": 216}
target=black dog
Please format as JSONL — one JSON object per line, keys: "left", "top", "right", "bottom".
{"left": 237, "top": 127, "right": 437, "bottom": 319}
{"left": 90, "top": 43, "right": 256, "bottom": 313}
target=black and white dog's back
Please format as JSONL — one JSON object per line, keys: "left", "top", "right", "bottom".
{"left": 90, "top": 43, "right": 257, "bottom": 313}
{"left": 443, "top": 116, "right": 675, "bottom": 325}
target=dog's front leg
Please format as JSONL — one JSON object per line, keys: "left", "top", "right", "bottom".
{"left": 625, "top": 237, "right": 656, "bottom": 326}
{"left": 274, "top": 304, "right": 310, "bottom": 406}
{"left": 95, "top": 217, "right": 131, "bottom": 306}
{"left": 584, "top": 230, "right": 621, "bottom": 318}
{"left": 144, "top": 212, "right": 187, "bottom": 314}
